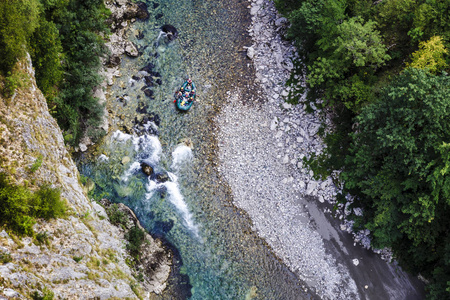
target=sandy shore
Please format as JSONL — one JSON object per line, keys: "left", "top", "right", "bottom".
{"left": 215, "top": 0, "right": 426, "bottom": 299}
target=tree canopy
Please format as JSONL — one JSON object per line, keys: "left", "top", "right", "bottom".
{"left": 275, "top": 0, "right": 450, "bottom": 298}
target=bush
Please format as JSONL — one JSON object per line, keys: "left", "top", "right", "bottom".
{"left": 0, "top": 0, "right": 40, "bottom": 74}
{"left": 126, "top": 226, "right": 145, "bottom": 259}
{"left": 0, "top": 173, "right": 66, "bottom": 236}
{"left": 106, "top": 204, "right": 127, "bottom": 226}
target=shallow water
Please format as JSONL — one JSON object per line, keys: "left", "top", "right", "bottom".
{"left": 79, "top": 0, "right": 314, "bottom": 299}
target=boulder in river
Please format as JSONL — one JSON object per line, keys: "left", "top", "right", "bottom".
{"left": 140, "top": 62, "right": 155, "bottom": 73}
{"left": 124, "top": 41, "right": 139, "bottom": 57}
{"left": 141, "top": 162, "right": 154, "bottom": 176}
{"left": 156, "top": 173, "right": 170, "bottom": 183}
{"left": 161, "top": 24, "right": 178, "bottom": 41}
{"left": 121, "top": 156, "right": 131, "bottom": 165}
{"left": 123, "top": 1, "right": 149, "bottom": 20}
{"left": 143, "top": 89, "right": 154, "bottom": 98}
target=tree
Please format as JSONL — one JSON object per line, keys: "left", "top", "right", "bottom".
{"left": 407, "top": 36, "right": 448, "bottom": 73}
{"left": 29, "top": 17, "right": 64, "bottom": 100}
{"left": 308, "top": 17, "right": 390, "bottom": 111}
{"left": 0, "top": 0, "right": 40, "bottom": 74}
{"left": 342, "top": 68, "right": 450, "bottom": 298}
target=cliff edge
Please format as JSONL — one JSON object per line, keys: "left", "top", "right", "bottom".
{"left": 0, "top": 55, "right": 171, "bottom": 299}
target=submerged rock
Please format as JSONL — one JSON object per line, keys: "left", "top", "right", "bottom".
{"left": 121, "top": 156, "right": 131, "bottom": 165}
{"left": 144, "top": 89, "right": 154, "bottom": 98}
{"left": 161, "top": 24, "right": 178, "bottom": 41}
{"left": 156, "top": 173, "right": 170, "bottom": 183}
{"left": 141, "top": 162, "right": 154, "bottom": 176}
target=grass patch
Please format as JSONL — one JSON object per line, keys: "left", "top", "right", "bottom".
{"left": 73, "top": 256, "right": 83, "bottom": 263}
{"left": 0, "top": 252, "right": 12, "bottom": 264}
{"left": 29, "top": 155, "right": 43, "bottom": 173}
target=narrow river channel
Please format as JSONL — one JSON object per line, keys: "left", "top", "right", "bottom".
{"left": 79, "top": 0, "right": 314, "bottom": 299}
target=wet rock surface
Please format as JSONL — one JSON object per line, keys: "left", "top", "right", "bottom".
{"left": 216, "top": 0, "right": 425, "bottom": 299}
{"left": 99, "top": 199, "right": 172, "bottom": 294}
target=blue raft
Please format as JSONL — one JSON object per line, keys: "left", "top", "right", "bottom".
{"left": 174, "top": 79, "right": 196, "bottom": 111}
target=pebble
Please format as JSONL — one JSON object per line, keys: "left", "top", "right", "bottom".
{"left": 213, "top": 0, "right": 363, "bottom": 298}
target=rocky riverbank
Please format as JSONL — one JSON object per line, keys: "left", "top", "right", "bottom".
{"left": 216, "top": 0, "right": 425, "bottom": 299}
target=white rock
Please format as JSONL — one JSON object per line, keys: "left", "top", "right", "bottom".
{"left": 270, "top": 118, "right": 278, "bottom": 130}
{"left": 3, "top": 289, "right": 19, "bottom": 297}
{"left": 352, "top": 259, "right": 360, "bottom": 266}
{"left": 353, "top": 207, "right": 363, "bottom": 216}
{"left": 282, "top": 103, "right": 292, "bottom": 109}
{"left": 79, "top": 143, "right": 88, "bottom": 152}
{"left": 306, "top": 181, "right": 318, "bottom": 195}
{"left": 247, "top": 47, "right": 256, "bottom": 59}
{"left": 275, "top": 17, "right": 288, "bottom": 28}
{"left": 318, "top": 195, "right": 325, "bottom": 203}
{"left": 124, "top": 41, "right": 138, "bottom": 57}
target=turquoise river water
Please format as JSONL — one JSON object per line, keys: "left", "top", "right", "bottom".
{"left": 79, "top": 0, "right": 314, "bottom": 299}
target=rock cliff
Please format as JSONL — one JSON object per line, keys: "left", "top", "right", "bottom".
{"left": 0, "top": 53, "right": 170, "bottom": 300}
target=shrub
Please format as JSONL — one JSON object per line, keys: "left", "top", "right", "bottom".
{"left": 29, "top": 155, "right": 43, "bottom": 173}
{"left": 126, "top": 226, "right": 145, "bottom": 260}
{"left": 106, "top": 204, "right": 127, "bottom": 226}
{"left": 0, "top": 173, "right": 66, "bottom": 236}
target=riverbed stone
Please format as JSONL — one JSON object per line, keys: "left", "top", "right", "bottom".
{"left": 141, "top": 162, "right": 154, "bottom": 176}
{"left": 121, "top": 156, "right": 131, "bottom": 165}
{"left": 247, "top": 47, "right": 256, "bottom": 59}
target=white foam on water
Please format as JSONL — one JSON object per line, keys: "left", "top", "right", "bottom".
{"left": 171, "top": 144, "right": 193, "bottom": 171}
{"left": 164, "top": 181, "right": 200, "bottom": 238}
{"left": 167, "top": 171, "right": 178, "bottom": 182}
{"left": 143, "top": 177, "right": 200, "bottom": 238}
{"left": 98, "top": 154, "right": 109, "bottom": 162}
{"left": 133, "top": 135, "right": 162, "bottom": 165}
{"left": 145, "top": 179, "right": 159, "bottom": 200}
{"left": 143, "top": 121, "right": 158, "bottom": 132}
{"left": 122, "top": 161, "right": 142, "bottom": 182}
{"left": 112, "top": 130, "right": 132, "bottom": 142}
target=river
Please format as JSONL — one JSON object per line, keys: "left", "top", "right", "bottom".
{"left": 78, "top": 0, "right": 315, "bottom": 299}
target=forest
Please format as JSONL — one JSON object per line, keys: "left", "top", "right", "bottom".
{"left": 274, "top": 0, "right": 450, "bottom": 298}
{"left": 0, "top": 0, "right": 109, "bottom": 144}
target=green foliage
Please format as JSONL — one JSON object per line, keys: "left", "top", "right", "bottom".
{"left": 35, "top": 231, "right": 49, "bottom": 245}
{"left": 0, "top": 0, "right": 110, "bottom": 144}
{"left": 106, "top": 204, "right": 127, "bottom": 226}
{"left": 73, "top": 256, "right": 83, "bottom": 263}
{"left": 125, "top": 226, "right": 145, "bottom": 260}
{"left": 3, "top": 71, "right": 24, "bottom": 99}
{"left": 30, "top": 287, "right": 54, "bottom": 300}
{"left": 0, "top": 172, "right": 66, "bottom": 236}
{"left": 0, "top": 252, "right": 12, "bottom": 264}
{"left": 277, "top": 0, "right": 450, "bottom": 297}
{"left": 408, "top": 36, "right": 448, "bottom": 73}
{"left": 45, "top": 0, "right": 110, "bottom": 144}
{"left": 0, "top": 0, "right": 40, "bottom": 74}
{"left": 29, "top": 155, "right": 43, "bottom": 173}
{"left": 341, "top": 68, "right": 450, "bottom": 298}
{"left": 29, "top": 17, "right": 63, "bottom": 100}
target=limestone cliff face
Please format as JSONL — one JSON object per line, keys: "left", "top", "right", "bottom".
{"left": 0, "top": 56, "right": 170, "bottom": 299}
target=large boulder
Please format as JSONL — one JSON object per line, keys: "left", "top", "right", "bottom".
{"left": 124, "top": 2, "right": 149, "bottom": 21}
{"left": 156, "top": 173, "right": 169, "bottom": 183}
{"left": 161, "top": 24, "right": 178, "bottom": 41}
{"left": 141, "top": 162, "right": 154, "bottom": 176}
